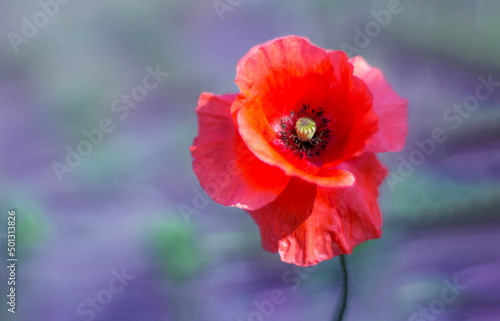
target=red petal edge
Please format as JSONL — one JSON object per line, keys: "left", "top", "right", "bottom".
{"left": 190, "top": 92, "right": 290, "bottom": 210}
{"left": 233, "top": 36, "right": 358, "bottom": 187}
{"left": 247, "top": 153, "right": 387, "bottom": 266}
{"left": 349, "top": 56, "right": 408, "bottom": 153}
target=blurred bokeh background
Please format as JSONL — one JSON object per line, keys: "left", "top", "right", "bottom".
{"left": 1, "top": 1, "right": 499, "bottom": 320}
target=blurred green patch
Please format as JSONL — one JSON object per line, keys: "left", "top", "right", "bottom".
{"left": 147, "top": 216, "right": 202, "bottom": 282}
{"left": 383, "top": 174, "right": 500, "bottom": 226}
{"left": 1, "top": 192, "right": 53, "bottom": 258}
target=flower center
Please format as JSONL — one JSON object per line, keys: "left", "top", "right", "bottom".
{"left": 278, "top": 104, "right": 331, "bottom": 158}
{"left": 295, "top": 117, "right": 316, "bottom": 141}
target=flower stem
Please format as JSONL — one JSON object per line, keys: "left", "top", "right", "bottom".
{"left": 333, "top": 255, "right": 348, "bottom": 321}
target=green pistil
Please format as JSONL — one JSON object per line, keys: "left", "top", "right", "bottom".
{"left": 295, "top": 117, "right": 317, "bottom": 141}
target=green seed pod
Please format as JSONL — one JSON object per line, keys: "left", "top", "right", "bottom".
{"left": 295, "top": 117, "right": 317, "bottom": 141}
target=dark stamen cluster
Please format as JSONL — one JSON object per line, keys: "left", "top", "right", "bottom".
{"left": 278, "top": 104, "right": 331, "bottom": 158}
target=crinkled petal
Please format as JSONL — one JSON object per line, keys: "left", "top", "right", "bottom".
{"left": 237, "top": 107, "right": 355, "bottom": 187}
{"left": 321, "top": 51, "right": 378, "bottom": 168}
{"left": 233, "top": 36, "right": 377, "bottom": 187}
{"left": 190, "top": 92, "right": 290, "bottom": 210}
{"left": 247, "top": 153, "right": 387, "bottom": 266}
{"left": 233, "top": 36, "right": 334, "bottom": 117}
{"left": 349, "top": 56, "right": 408, "bottom": 153}
{"left": 236, "top": 37, "right": 296, "bottom": 73}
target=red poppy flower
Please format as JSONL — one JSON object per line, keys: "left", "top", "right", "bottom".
{"left": 190, "top": 36, "right": 407, "bottom": 266}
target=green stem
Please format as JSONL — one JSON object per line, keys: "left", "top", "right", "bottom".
{"left": 333, "top": 255, "right": 348, "bottom": 321}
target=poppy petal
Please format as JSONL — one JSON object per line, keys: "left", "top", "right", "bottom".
{"left": 248, "top": 153, "right": 387, "bottom": 266}
{"left": 190, "top": 92, "right": 290, "bottom": 210}
{"left": 233, "top": 36, "right": 334, "bottom": 117}
{"left": 236, "top": 37, "right": 295, "bottom": 73}
{"left": 237, "top": 107, "right": 355, "bottom": 187}
{"left": 321, "top": 51, "right": 379, "bottom": 168}
{"left": 234, "top": 36, "right": 375, "bottom": 187}
{"left": 349, "top": 56, "right": 408, "bottom": 153}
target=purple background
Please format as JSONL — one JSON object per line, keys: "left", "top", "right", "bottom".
{"left": 0, "top": 1, "right": 499, "bottom": 321}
